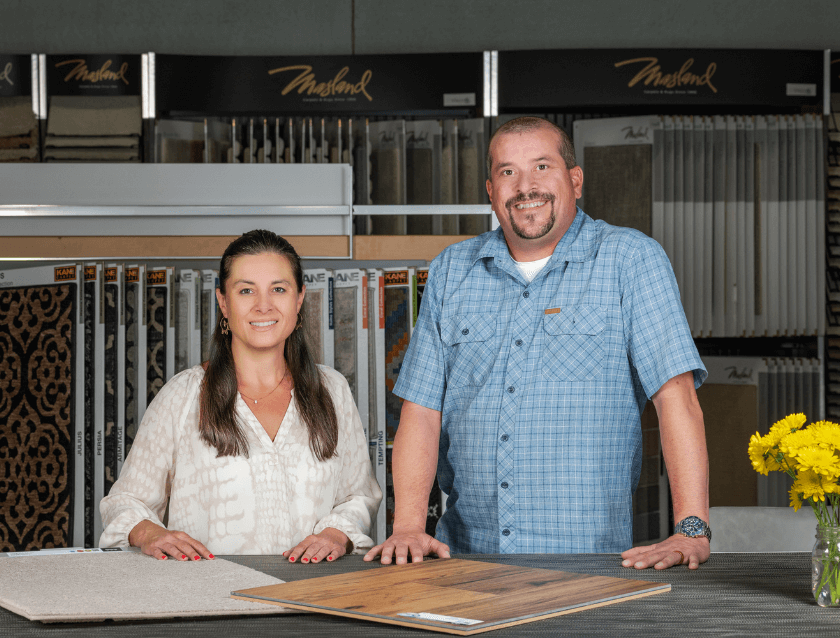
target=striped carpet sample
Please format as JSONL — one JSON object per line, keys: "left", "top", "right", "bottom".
{"left": 0, "top": 284, "right": 76, "bottom": 550}
{"left": 301, "top": 289, "right": 323, "bottom": 365}
{"left": 103, "top": 284, "right": 118, "bottom": 495}
{"left": 333, "top": 286, "right": 358, "bottom": 402}
{"left": 123, "top": 282, "right": 139, "bottom": 457}
{"left": 83, "top": 281, "right": 95, "bottom": 547}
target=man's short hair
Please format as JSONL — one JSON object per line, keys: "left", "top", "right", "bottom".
{"left": 486, "top": 116, "right": 577, "bottom": 179}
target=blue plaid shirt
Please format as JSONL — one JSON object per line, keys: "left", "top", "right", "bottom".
{"left": 393, "top": 208, "right": 706, "bottom": 554}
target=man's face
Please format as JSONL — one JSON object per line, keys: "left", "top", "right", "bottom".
{"left": 486, "top": 126, "right": 583, "bottom": 253}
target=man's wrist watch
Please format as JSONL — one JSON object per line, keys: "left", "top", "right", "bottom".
{"left": 674, "top": 516, "right": 712, "bottom": 542}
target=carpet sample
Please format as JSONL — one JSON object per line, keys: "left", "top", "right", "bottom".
{"left": 0, "top": 284, "right": 76, "bottom": 551}
{"left": 0, "top": 552, "right": 290, "bottom": 622}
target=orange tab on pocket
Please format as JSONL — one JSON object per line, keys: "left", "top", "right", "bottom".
{"left": 544, "top": 307, "right": 562, "bottom": 315}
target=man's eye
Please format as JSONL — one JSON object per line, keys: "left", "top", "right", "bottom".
{"left": 537, "top": 164, "right": 547, "bottom": 170}
{"left": 273, "top": 287, "right": 286, "bottom": 293}
{"left": 502, "top": 169, "right": 513, "bottom": 176}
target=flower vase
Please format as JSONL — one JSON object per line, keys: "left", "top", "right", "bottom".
{"left": 813, "top": 526, "right": 840, "bottom": 607}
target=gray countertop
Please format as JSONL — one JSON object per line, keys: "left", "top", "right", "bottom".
{"left": 1, "top": 552, "right": 835, "bottom": 637}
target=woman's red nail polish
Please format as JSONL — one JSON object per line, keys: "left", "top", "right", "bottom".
{"left": 208, "top": 554, "right": 214, "bottom": 559}
{"left": 181, "top": 555, "right": 186, "bottom": 560}
{"left": 301, "top": 558, "right": 309, "bottom": 563}
{"left": 327, "top": 556, "right": 334, "bottom": 561}
{"left": 289, "top": 556, "right": 295, "bottom": 562}
{"left": 194, "top": 556, "right": 200, "bottom": 561}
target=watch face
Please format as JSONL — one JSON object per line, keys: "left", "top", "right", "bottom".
{"left": 681, "top": 517, "right": 704, "bottom": 536}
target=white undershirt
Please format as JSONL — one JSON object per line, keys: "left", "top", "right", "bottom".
{"left": 512, "top": 255, "right": 551, "bottom": 283}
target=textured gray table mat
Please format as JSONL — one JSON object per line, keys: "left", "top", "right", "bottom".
{"left": 0, "top": 553, "right": 834, "bottom": 637}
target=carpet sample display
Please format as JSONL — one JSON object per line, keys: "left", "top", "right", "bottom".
{"left": 302, "top": 288, "right": 324, "bottom": 365}
{"left": 0, "top": 97, "right": 38, "bottom": 162}
{"left": 0, "top": 282, "right": 76, "bottom": 551}
{"left": 0, "top": 552, "right": 289, "bottom": 622}
{"left": 383, "top": 269, "right": 413, "bottom": 442}
{"left": 123, "top": 266, "right": 145, "bottom": 458}
{"left": 583, "top": 145, "right": 653, "bottom": 236}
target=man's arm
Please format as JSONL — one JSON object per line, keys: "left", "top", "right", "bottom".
{"left": 363, "top": 400, "right": 451, "bottom": 564}
{"left": 621, "top": 370, "right": 710, "bottom": 570}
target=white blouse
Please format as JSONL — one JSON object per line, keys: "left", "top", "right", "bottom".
{"left": 99, "top": 364, "right": 381, "bottom": 554}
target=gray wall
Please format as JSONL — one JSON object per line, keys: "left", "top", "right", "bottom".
{"left": 2, "top": 0, "right": 838, "bottom": 55}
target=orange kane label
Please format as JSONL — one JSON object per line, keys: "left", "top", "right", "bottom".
{"left": 84, "top": 266, "right": 97, "bottom": 281}
{"left": 125, "top": 268, "right": 139, "bottom": 283}
{"left": 105, "top": 267, "right": 118, "bottom": 282}
{"left": 146, "top": 270, "right": 167, "bottom": 285}
{"left": 54, "top": 265, "right": 77, "bottom": 282}
{"left": 417, "top": 269, "right": 428, "bottom": 285}
{"left": 384, "top": 270, "right": 408, "bottom": 286}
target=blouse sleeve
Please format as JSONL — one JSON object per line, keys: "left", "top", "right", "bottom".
{"left": 98, "top": 370, "right": 197, "bottom": 548}
{"left": 312, "top": 368, "right": 382, "bottom": 553}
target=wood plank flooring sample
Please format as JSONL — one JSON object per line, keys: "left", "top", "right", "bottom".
{"left": 232, "top": 558, "right": 669, "bottom": 635}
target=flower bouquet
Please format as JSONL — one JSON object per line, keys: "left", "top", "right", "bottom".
{"left": 748, "top": 414, "right": 840, "bottom": 607}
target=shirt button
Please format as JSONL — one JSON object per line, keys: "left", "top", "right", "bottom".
{"left": 523, "top": 291, "right": 530, "bottom": 298}
{"left": 515, "top": 339, "right": 523, "bottom": 346}
{"left": 502, "top": 529, "right": 511, "bottom": 536}
{"left": 462, "top": 328, "right": 469, "bottom": 335}
{"left": 507, "top": 386, "right": 515, "bottom": 393}
{"left": 500, "top": 434, "right": 509, "bottom": 442}
{"left": 501, "top": 482, "right": 509, "bottom": 489}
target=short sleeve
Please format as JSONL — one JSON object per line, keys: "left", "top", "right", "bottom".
{"left": 393, "top": 258, "right": 446, "bottom": 411}
{"left": 623, "top": 237, "right": 707, "bottom": 398}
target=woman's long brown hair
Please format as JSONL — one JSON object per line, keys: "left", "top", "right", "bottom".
{"left": 199, "top": 230, "right": 338, "bottom": 461}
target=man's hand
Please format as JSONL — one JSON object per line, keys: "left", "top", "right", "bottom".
{"left": 283, "top": 528, "right": 352, "bottom": 564}
{"left": 363, "top": 526, "right": 450, "bottom": 565}
{"left": 129, "top": 520, "right": 214, "bottom": 561}
{"left": 621, "top": 534, "right": 710, "bottom": 570}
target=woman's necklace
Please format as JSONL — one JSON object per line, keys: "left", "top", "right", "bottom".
{"left": 239, "top": 367, "right": 288, "bottom": 405}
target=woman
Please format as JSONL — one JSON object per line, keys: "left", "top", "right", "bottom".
{"left": 100, "top": 230, "right": 381, "bottom": 562}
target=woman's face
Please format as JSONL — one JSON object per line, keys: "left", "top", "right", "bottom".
{"left": 216, "top": 252, "right": 305, "bottom": 354}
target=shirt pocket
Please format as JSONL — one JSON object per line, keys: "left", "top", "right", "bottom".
{"left": 441, "top": 313, "right": 497, "bottom": 388}
{"left": 541, "top": 305, "right": 605, "bottom": 381}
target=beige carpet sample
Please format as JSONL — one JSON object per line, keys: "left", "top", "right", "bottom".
{"left": 0, "top": 551, "right": 291, "bottom": 623}
{"left": 47, "top": 95, "right": 142, "bottom": 137}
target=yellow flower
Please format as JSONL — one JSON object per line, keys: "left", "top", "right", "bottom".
{"left": 779, "top": 428, "right": 817, "bottom": 458}
{"left": 769, "top": 413, "right": 807, "bottom": 438}
{"left": 794, "top": 447, "right": 840, "bottom": 479}
{"left": 794, "top": 470, "right": 827, "bottom": 502}
{"left": 789, "top": 484, "right": 803, "bottom": 511}
{"left": 809, "top": 421, "right": 840, "bottom": 451}
{"left": 748, "top": 431, "right": 783, "bottom": 474}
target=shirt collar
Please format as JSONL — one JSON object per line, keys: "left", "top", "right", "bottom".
{"left": 474, "top": 207, "right": 598, "bottom": 269}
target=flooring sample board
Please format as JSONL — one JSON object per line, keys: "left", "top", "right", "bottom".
{"left": 47, "top": 95, "right": 142, "bottom": 137}
{"left": 103, "top": 264, "right": 125, "bottom": 493}
{"left": 370, "top": 119, "right": 407, "bottom": 234}
{"left": 673, "top": 116, "right": 686, "bottom": 323}
{"left": 302, "top": 268, "right": 334, "bottom": 367}
{"left": 458, "top": 118, "right": 489, "bottom": 235}
{"left": 367, "top": 269, "right": 387, "bottom": 545}
{"left": 233, "top": 558, "right": 670, "bottom": 635}
{"left": 744, "top": 116, "right": 756, "bottom": 336}
{"left": 334, "top": 269, "right": 369, "bottom": 438}
{"left": 84, "top": 263, "right": 105, "bottom": 546}
{"left": 352, "top": 117, "right": 371, "bottom": 206}
{"left": 735, "top": 116, "right": 747, "bottom": 336}
{"left": 406, "top": 120, "right": 442, "bottom": 234}
{"left": 46, "top": 135, "right": 138, "bottom": 148}
{"left": 682, "top": 116, "right": 696, "bottom": 334}
{"left": 724, "top": 116, "right": 738, "bottom": 337}
{"left": 663, "top": 117, "right": 676, "bottom": 295}
{"left": 146, "top": 267, "right": 175, "bottom": 408}
{"left": 777, "top": 116, "right": 790, "bottom": 334}
{"left": 0, "top": 551, "right": 288, "bottom": 622}
{"left": 817, "top": 113, "right": 827, "bottom": 335}
{"left": 0, "top": 95, "right": 37, "bottom": 136}
{"left": 440, "top": 119, "right": 460, "bottom": 234}
{"left": 155, "top": 119, "right": 204, "bottom": 163}
{"left": 697, "top": 356, "right": 765, "bottom": 508}
{"left": 754, "top": 116, "right": 768, "bottom": 336}
{"left": 200, "top": 269, "right": 219, "bottom": 362}
{"left": 123, "top": 265, "right": 146, "bottom": 459}
{"left": 383, "top": 268, "right": 415, "bottom": 442}
{"left": 174, "top": 269, "right": 201, "bottom": 374}
{"left": 702, "top": 116, "right": 715, "bottom": 336}
{"left": 804, "top": 114, "right": 818, "bottom": 335}
{"left": 574, "top": 115, "right": 658, "bottom": 237}
{"left": 794, "top": 114, "right": 807, "bottom": 336}
{"left": 692, "top": 116, "right": 706, "bottom": 337}
{"left": 0, "top": 264, "right": 83, "bottom": 550}
{"left": 765, "top": 116, "right": 781, "bottom": 336}
{"left": 651, "top": 118, "right": 664, "bottom": 258}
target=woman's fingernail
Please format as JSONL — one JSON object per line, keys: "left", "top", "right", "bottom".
{"left": 181, "top": 555, "right": 186, "bottom": 560}
{"left": 289, "top": 556, "right": 295, "bottom": 562}
{"left": 194, "top": 556, "right": 200, "bottom": 561}
{"left": 327, "top": 556, "right": 334, "bottom": 561}
{"left": 208, "top": 554, "right": 214, "bottom": 559}
{"left": 301, "top": 558, "right": 309, "bottom": 563}
{"left": 160, "top": 555, "right": 167, "bottom": 560}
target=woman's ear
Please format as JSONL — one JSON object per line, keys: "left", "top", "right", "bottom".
{"left": 215, "top": 287, "right": 227, "bottom": 317}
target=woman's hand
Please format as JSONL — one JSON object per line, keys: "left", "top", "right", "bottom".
{"left": 283, "top": 528, "right": 352, "bottom": 564}
{"left": 128, "top": 520, "right": 214, "bottom": 561}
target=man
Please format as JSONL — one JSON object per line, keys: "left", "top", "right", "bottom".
{"left": 364, "top": 117, "right": 710, "bottom": 570}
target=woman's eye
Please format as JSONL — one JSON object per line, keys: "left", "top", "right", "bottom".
{"left": 239, "top": 288, "right": 253, "bottom": 294}
{"left": 273, "top": 286, "right": 286, "bottom": 293}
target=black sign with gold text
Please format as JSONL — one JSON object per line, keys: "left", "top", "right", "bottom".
{"left": 499, "top": 49, "right": 824, "bottom": 111}
{"left": 0, "top": 54, "right": 33, "bottom": 98}
{"left": 155, "top": 53, "right": 484, "bottom": 115}
{"left": 46, "top": 54, "right": 141, "bottom": 96}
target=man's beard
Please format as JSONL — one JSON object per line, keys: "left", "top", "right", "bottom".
{"left": 505, "top": 191, "right": 557, "bottom": 240}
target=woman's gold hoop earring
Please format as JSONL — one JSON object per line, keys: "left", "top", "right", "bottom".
{"left": 220, "top": 317, "right": 230, "bottom": 335}
{"left": 295, "top": 313, "right": 302, "bottom": 331}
